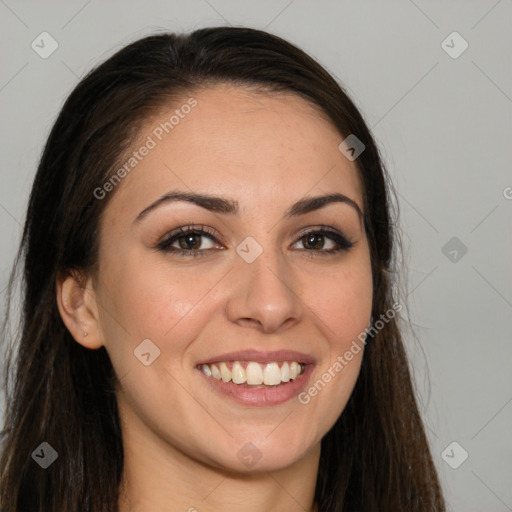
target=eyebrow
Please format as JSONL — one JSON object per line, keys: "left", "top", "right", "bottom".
{"left": 134, "top": 190, "right": 363, "bottom": 223}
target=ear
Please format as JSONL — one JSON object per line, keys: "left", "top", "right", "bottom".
{"left": 56, "top": 269, "right": 103, "bottom": 349}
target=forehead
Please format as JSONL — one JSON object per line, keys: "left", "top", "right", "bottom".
{"left": 105, "top": 84, "right": 364, "bottom": 219}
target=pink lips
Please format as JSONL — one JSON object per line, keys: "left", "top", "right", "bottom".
{"left": 196, "top": 349, "right": 316, "bottom": 407}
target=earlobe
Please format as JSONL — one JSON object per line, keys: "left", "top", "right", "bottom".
{"left": 56, "top": 270, "right": 103, "bottom": 349}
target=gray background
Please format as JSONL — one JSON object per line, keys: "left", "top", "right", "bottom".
{"left": 1, "top": 1, "right": 511, "bottom": 510}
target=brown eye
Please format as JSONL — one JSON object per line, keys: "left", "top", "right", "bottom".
{"left": 157, "top": 226, "right": 220, "bottom": 256}
{"left": 292, "top": 228, "right": 354, "bottom": 254}
{"left": 177, "top": 233, "right": 204, "bottom": 250}
{"left": 301, "top": 233, "right": 330, "bottom": 250}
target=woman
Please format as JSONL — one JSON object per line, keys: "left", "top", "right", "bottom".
{"left": 0, "top": 27, "right": 446, "bottom": 511}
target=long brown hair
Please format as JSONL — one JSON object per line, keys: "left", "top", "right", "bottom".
{"left": 0, "top": 27, "right": 445, "bottom": 511}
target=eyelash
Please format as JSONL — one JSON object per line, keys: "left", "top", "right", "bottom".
{"left": 156, "top": 224, "right": 354, "bottom": 258}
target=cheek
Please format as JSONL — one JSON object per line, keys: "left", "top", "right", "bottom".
{"left": 102, "top": 258, "right": 196, "bottom": 327}
{"left": 96, "top": 254, "right": 228, "bottom": 363}
{"left": 302, "top": 258, "right": 373, "bottom": 348}
{"left": 296, "top": 255, "right": 372, "bottom": 427}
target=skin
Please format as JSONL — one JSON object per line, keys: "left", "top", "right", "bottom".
{"left": 57, "top": 84, "right": 373, "bottom": 512}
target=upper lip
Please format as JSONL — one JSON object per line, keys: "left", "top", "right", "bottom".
{"left": 196, "top": 349, "right": 316, "bottom": 366}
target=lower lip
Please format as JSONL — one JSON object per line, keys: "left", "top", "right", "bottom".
{"left": 197, "top": 364, "right": 314, "bottom": 406}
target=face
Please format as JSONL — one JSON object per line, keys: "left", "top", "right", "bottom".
{"left": 89, "top": 84, "right": 372, "bottom": 473}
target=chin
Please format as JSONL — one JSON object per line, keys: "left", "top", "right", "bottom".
{"left": 200, "top": 433, "right": 316, "bottom": 474}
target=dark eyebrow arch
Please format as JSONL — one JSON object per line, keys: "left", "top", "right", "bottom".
{"left": 135, "top": 191, "right": 239, "bottom": 222}
{"left": 134, "top": 190, "right": 363, "bottom": 223}
{"left": 284, "top": 193, "right": 363, "bottom": 220}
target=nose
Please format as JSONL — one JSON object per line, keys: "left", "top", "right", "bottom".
{"left": 225, "top": 246, "right": 303, "bottom": 334}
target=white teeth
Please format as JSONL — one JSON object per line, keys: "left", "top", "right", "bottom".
{"left": 201, "top": 360, "right": 306, "bottom": 386}
{"left": 246, "top": 362, "right": 264, "bottom": 385}
{"left": 289, "top": 361, "right": 300, "bottom": 380}
{"left": 231, "top": 361, "right": 246, "bottom": 384}
{"left": 211, "top": 364, "right": 221, "bottom": 380}
{"left": 219, "top": 362, "right": 231, "bottom": 382}
{"left": 281, "top": 361, "right": 290, "bottom": 383}
{"left": 263, "top": 362, "right": 282, "bottom": 385}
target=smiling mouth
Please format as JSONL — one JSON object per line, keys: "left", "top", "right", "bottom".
{"left": 198, "top": 361, "right": 307, "bottom": 387}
